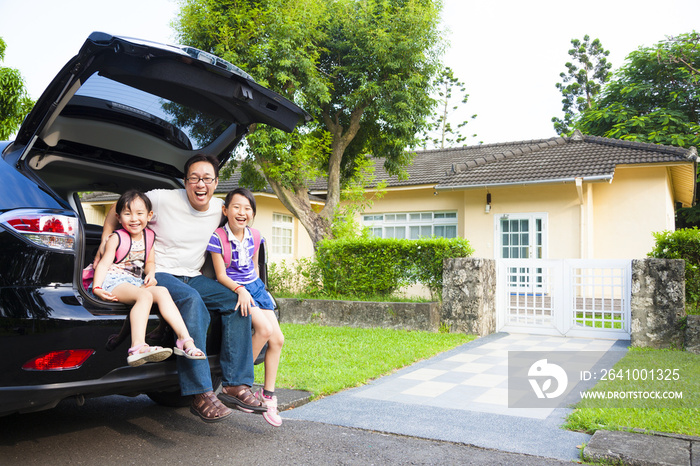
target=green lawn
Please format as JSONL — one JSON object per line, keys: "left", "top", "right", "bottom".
{"left": 565, "top": 347, "right": 700, "bottom": 436}
{"left": 574, "top": 311, "right": 624, "bottom": 329}
{"left": 254, "top": 323, "right": 475, "bottom": 397}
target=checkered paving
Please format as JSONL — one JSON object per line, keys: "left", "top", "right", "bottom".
{"left": 353, "top": 333, "right": 616, "bottom": 419}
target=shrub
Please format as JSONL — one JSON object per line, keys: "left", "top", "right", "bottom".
{"left": 267, "top": 257, "right": 323, "bottom": 296}
{"left": 648, "top": 228, "right": 700, "bottom": 314}
{"left": 315, "top": 236, "right": 474, "bottom": 299}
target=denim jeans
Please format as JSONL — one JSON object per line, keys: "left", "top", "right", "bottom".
{"left": 155, "top": 273, "right": 254, "bottom": 396}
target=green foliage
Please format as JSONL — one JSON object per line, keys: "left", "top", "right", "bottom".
{"left": 0, "top": 37, "right": 34, "bottom": 140}
{"left": 254, "top": 323, "right": 475, "bottom": 396}
{"left": 421, "top": 66, "right": 477, "bottom": 149}
{"left": 268, "top": 237, "right": 473, "bottom": 300}
{"left": 676, "top": 202, "right": 700, "bottom": 230}
{"left": 574, "top": 32, "right": 700, "bottom": 148}
{"left": 565, "top": 347, "right": 700, "bottom": 436}
{"left": 331, "top": 156, "right": 387, "bottom": 240}
{"left": 268, "top": 257, "right": 324, "bottom": 297}
{"left": 552, "top": 35, "right": 612, "bottom": 135}
{"left": 315, "top": 236, "right": 474, "bottom": 299}
{"left": 648, "top": 228, "right": 700, "bottom": 314}
{"left": 175, "top": 0, "right": 445, "bottom": 246}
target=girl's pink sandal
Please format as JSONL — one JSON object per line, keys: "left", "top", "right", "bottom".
{"left": 127, "top": 343, "right": 173, "bottom": 367}
{"left": 174, "top": 338, "right": 206, "bottom": 360}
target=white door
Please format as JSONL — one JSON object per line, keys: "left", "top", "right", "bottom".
{"left": 496, "top": 214, "right": 547, "bottom": 293}
{"left": 495, "top": 214, "right": 557, "bottom": 331}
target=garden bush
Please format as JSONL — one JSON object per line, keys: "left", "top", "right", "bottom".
{"left": 648, "top": 228, "right": 700, "bottom": 314}
{"left": 315, "top": 236, "right": 474, "bottom": 299}
{"left": 268, "top": 237, "right": 473, "bottom": 301}
{"left": 267, "top": 257, "right": 323, "bottom": 297}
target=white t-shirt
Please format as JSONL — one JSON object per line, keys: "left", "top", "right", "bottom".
{"left": 146, "top": 189, "right": 224, "bottom": 277}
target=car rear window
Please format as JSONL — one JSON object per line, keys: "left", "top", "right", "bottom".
{"left": 70, "top": 73, "right": 233, "bottom": 151}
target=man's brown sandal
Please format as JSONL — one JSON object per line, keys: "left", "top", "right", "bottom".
{"left": 218, "top": 385, "right": 267, "bottom": 413}
{"left": 191, "top": 391, "right": 233, "bottom": 423}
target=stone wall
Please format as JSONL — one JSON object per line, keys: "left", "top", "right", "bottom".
{"left": 630, "top": 259, "right": 686, "bottom": 349}
{"left": 441, "top": 257, "right": 496, "bottom": 336}
{"left": 277, "top": 298, "right": 440, "bottom": 332}
{"left": 685, "top": 315, "right": 700, "bottom": 354}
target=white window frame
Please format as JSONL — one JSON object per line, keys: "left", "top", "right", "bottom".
{"left": 495, "top": 212, "right": 548, "bottom": 293}
{"left": 362, "top": 211, "right": 458, "bottom": 239}
{"left": 494, "top": 213, "right": 548, "bottom": 260}
{"left": 271, "top": 212, "right": 293, "bottom": 257}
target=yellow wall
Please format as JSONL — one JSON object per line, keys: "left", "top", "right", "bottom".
{"left": 360, "top": 166, "right": 676, "bottom": 261}
{"left": 460, "top": 184, "right": 581, "bottom": 259}
{"left": 250, "top": 194, "right": 315, "bottom": 263}
{"left": 590, "top": 166, "right": 675, "bottom": 259}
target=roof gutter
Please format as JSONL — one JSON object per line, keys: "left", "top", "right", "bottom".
{"left": 434, "top": 174, "right": 614, "bottom": 192}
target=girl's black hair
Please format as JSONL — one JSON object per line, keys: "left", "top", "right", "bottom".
{"left": 116, "top": 190, "right": 152, "bottom": 214}
{"left": 224, "top": 187, "right": 256, "bottom": 216}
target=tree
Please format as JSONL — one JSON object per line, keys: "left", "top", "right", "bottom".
{"left": 0, "top": 37, "right": 34, "bottom": 140}
{"left": 174, "top": 0, "right": 444, "bottom": 247}
{"left": 552, "top": 35, "right": 612, "bottom": 135}
{"left": 574, "top": 32, "right": 700, "bottom": 148}
{"left": 657, "top": 32, "right": 700, "bottom": 84}
{"left": 421, "top": 66, "right": 476, "bottom": 149}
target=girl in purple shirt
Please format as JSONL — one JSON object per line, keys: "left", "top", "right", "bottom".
{"left": 207, "top": 188, "right": 284, "bottom": 427}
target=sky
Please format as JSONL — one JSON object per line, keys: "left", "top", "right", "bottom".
{"left": 1, "top": 0, "right": 699, "bottom": 145}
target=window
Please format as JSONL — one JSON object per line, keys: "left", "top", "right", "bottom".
{"left": 362, "top": 211, "right": 458, "bottom": 239}
{"left": 497, "top": 214, "right": 546, "bottom": 259}
{"left": 271, "top": 213, "right": 293, "bottom": 256}
{"left": 496, "top": 213, "right": 548, "bottom": 292}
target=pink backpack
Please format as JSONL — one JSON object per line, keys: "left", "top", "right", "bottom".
{"left": 213, "top": 226, "right": 261, "bottom": 268}
{"left": 82, "top": 228, "right": 156, "bottom": 288}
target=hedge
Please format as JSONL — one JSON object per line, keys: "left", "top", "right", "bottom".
{"left": 648, "top": 228, "right": 700, "bottom": 314}
{"left": 315, "top": 236, "right": 474, "bottom": 299}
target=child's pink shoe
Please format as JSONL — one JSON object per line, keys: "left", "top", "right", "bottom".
{"left": 173, "top": 337, "right": 206, "bottom": 360}
{"left": 127, "top": 343, "right": 172, "bottom": 367}
{"left": 256, "top": 388, "right": 282, "bottom": 427}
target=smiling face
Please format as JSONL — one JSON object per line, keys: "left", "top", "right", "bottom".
{"left": 223, "top": 193, "right": 255, "bottom": 235}
{"left": 117, "top": 197, "right": 153, "bottom": 238}
{"left": 185, "top": 161, "right": 219, "bottom": 212}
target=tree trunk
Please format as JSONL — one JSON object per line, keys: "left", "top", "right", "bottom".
{"left": 260, "top": 102, "right": 369, "bottom": 250}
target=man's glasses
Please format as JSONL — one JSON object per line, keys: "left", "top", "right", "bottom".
{"left": 186, "top": 176, "right": 216, "bottom": 185}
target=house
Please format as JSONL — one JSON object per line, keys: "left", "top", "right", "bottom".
{"left": 82, "top": 131, "right": 697, "bottom": 264}
{"left": 331, "top": 131, "right": 697, "bottom": 261}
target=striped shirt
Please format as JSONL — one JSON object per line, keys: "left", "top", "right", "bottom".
{"left": 207, "top": 224, "right": 257, "bottom": 284}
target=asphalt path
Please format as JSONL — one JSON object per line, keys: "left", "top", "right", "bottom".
{"left": 0, "top": 395, "right": 572, "bottom": 465}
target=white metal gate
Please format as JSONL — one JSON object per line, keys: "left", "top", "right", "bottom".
{"left": 496, "top": 259, "right": 631, "bottom": 339}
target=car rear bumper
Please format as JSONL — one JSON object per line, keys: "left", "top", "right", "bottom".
{"left": 0, "top": 359, "right": 186, "bottom": 416}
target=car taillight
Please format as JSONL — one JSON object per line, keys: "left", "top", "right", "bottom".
{"left": 0, "top": 209, "right": 77, "bottom": 251}
{"left": 22, "top": 349, "right": 95, "bottom": 371}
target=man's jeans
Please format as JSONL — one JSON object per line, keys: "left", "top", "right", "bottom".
{"left": 155, "top": 273, "right": 254, "bottom": 396}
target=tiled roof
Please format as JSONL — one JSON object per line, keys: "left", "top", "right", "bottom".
{"left": 216, "top": 171, "right": 326, "bottom": 203}
{"left": 364, "top": 140, "right": 547, "bottom": 188}
{"left": 216, "top": 172, "right": 275, "bottom": 195}
{"left": 360, "top": 132, "right": 697, "bottom": 190}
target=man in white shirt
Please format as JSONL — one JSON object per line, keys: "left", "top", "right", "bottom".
{"left": 98, "top": 154, "right": 266, "bottom": 422}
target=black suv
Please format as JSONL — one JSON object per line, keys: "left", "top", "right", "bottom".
{"left": 0, "top": 32, "right": 307, "bottom": 417}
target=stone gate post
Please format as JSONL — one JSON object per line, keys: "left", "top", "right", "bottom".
{"left": 442, "top": 258, "right": 496, "bottom": 335}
